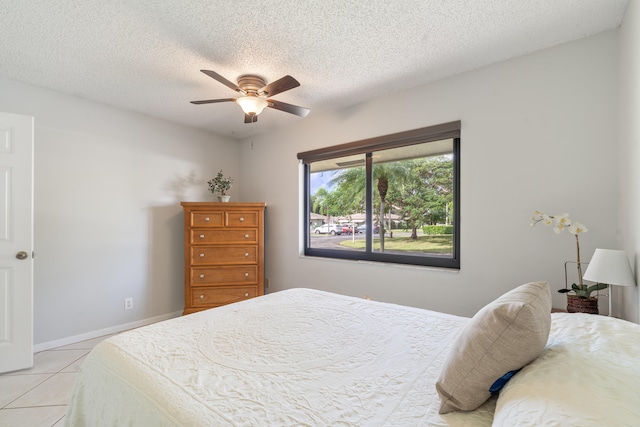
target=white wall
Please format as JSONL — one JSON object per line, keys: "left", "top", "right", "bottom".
{"left": 0, "top": 76, "right": 240, "bottom": 347}
{"left": 240, "top": 31, "right": 623, "bottom": 318}
{"left": 619, "top": 0, "right": 640, "bottom": 322}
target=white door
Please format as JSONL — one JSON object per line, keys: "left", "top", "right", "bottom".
{"left": 0, "top": 112, "right": 34, "bottom": 373}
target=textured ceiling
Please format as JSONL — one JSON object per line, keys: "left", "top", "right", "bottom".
{"left": 0, "top": 1, "right": 629, "bottom": 140}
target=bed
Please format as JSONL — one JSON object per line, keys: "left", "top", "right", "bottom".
{"left": 65, "top": 285, "right": 640, "bottom": 426}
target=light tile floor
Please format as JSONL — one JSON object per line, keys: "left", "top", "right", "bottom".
{"left": 0, "top": 334, "right": 114, "bottom": 427}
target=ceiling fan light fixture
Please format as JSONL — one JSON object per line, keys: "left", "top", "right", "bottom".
{"left": 236, "top": 96, "right": 268, "bottom": 115}
{"left": 192, "top": 71, "right": 308, "bottom": 122}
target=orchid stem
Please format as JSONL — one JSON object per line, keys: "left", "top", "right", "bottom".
{"left": 575, "top": 234, "right": 583, "bottom": 287}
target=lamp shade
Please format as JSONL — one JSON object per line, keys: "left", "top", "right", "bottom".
{"left": 235, "top": 96, "right": 268, "bottom": 115}
{"left": 583, "top": 249, "right": 636, "bottom": 287}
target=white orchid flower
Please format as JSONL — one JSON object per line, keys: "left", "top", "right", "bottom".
{"left": 568, "top": 222, "right": 588, "bottom": 235}
{"left": 553, "top": 223, "right": 567, "bottom": 234}
{"left": 554, "top": 213, "right": 572, "bottom": 226}
{"left": 531, "top": 211, "right": 586, "bottom": 235}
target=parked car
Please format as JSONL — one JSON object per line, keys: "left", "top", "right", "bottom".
{"left": 341, "top": 224, "right": 359, "bottom": 235}
{"left": 314, "top": 224, "right": 342, "bottom": 235}
{"left": 359, "top": 223, "right": 379, "bottom": 234}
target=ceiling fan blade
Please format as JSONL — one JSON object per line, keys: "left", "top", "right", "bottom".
{"left": 200, "top": 70, "right": 246, "bottom": 94}
{"left": 267, "top": 99, "right": 310, "bottom": 117}
{"left": 190, "top": 98, "right": 236, "bottom": 105}
{"left": 244, "top": 114, "right": 258, "bottom": 124}
{"left": 259, "top": 75, "right": 300, "bottom": 97}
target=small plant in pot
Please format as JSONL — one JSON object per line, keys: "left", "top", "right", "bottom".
{"left": 208, "top": 170, "right": 233, "bottom": 202}
{"left": 531, "top": 211, "right": 605, "bottom": 314}
{"left": 557, "top": 282, "right": 608, "bottom": 314}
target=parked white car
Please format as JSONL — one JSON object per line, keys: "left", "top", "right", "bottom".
{"left": 314, "top": 224, "right": 342, "bottom": 235}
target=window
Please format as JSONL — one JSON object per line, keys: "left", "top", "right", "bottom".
{"left": 298, "top": 121, "right": 460, "bottom": 269}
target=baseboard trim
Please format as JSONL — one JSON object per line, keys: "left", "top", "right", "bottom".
{"left": 34, "top": 310, "right": 183, "bottom": 353}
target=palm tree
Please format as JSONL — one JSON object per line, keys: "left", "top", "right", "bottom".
{"left": 373, "top": 163, "right": 408, "bottom": 251}
{"left": 312, "top": 187, "right": 331, "bottom": 227}
{"left": 331, "top": 163, "right": 408, "bottom": 251}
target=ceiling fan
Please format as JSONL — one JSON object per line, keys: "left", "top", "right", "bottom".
{"left": 191, "top": 70, "right": 310, "bottom": 123}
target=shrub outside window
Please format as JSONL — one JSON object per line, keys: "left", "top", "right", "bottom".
{"left": 298, "top": 121, "right": 460, "bottom": 269}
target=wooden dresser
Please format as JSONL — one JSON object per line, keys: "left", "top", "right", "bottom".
{"left": 181, "top": 202, "right": 266, "bottom": 315}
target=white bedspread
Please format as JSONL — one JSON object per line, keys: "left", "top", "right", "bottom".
{"left": 65, "top": 288, "right": 495, "bottom": 426}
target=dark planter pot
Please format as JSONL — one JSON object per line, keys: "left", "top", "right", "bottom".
{"left": 566, "top": 295, "right": 599, "bottom": 314}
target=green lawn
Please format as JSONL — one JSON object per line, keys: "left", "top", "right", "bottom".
{"left": 340, "top": 234, "right": 453, "bottom": 253}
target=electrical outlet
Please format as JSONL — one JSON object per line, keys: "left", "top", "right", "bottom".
{"left": 124, "top": 298, "right": 133, "bottom": 310}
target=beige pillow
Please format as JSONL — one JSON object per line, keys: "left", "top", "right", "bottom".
{"left": 436, "top": 281, "right": 551, "bottom": 413}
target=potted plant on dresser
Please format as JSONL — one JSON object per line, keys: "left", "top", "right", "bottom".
{"left": 530, "top": 211, "right": 606, "bottom": 314}
{"left": 208, "top": 170, "right": 233, "bottom": 202}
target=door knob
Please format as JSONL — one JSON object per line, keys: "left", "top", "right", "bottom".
{"left": 16, "top": 251, "right": 29, "bottom": 260}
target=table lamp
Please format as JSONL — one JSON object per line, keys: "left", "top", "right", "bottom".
{"left": 583, "top": 249, "right": 636, "bottom": 317}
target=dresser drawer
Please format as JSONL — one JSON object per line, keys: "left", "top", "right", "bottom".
{"left": 191, "top": 266, "right": 258, "bottom": 285}
{"left": 191, "top": 212, "right": 224, "bottom": 227}
{"left": 226, "top": 211, "right": 259, "bottom": 227}
{"left": 191, "top": 286, "right": 258, "bottom": 307}
{"left": 191, "top": 246, "right": 257, "bottom": 265}
{"left": 190, "top": 229, "right": 258, "bottom": 244}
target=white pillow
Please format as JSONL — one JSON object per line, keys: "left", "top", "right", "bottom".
{"left": 493, "top": 312, "right": 640, "bottom": 426}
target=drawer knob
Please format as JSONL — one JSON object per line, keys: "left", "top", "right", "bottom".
{"left": 200, "top": 294, "right": 205, "bottom": 299}
{"left": 204, "top": 217, "right": 210, "bottom": 222}
{"left": 200, "top": 253, "right": 205, "bottom": 257}
{"left": 244, "top": 253, "right": 249, "bottom": 257}
{"left": 245, "top": 272, "right": 249, "bottom": 277}
{"left": 239, "top": 217, "right": 244, "bottom": 222}
{"left": 199, "top": 234, "right": 205, "bottom": 239}
{"left": 200, "top": 274, "right": 205, "bottom": 279}
{"left": 244, "top": 293, "right": 249, "bottom": 297}
{"left": 245, "top": 234, "right": 249, "bottom": 238}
